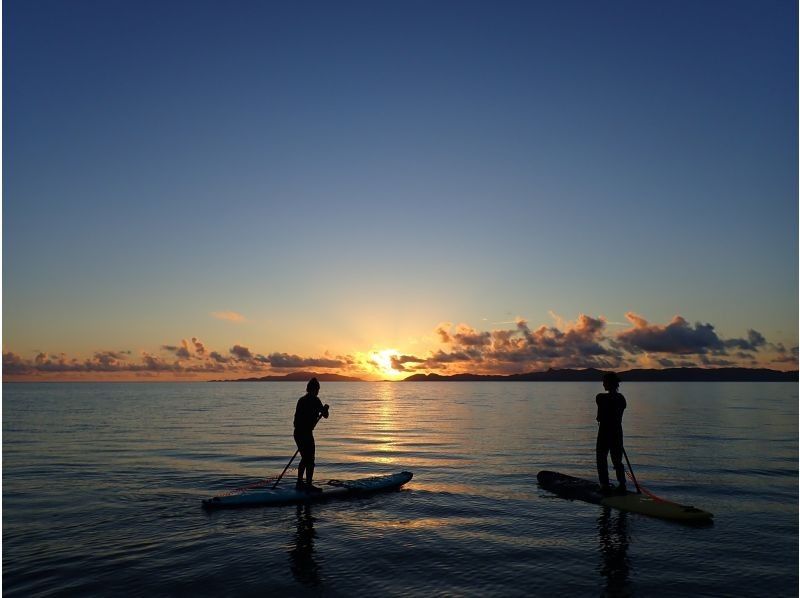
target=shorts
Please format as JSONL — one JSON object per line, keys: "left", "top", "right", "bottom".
{"left": 293, "top": 430, "right": 315, "bottom": 464}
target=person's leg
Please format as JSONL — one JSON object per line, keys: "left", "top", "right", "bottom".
{"left": 610, "top": 445, "right": 626, "bottom": 489}
{"left": 294, "top": 432, "right": 306, "bottom": 488}
{"left": 305, "top": 437, "right": 318, "bottom": 490}
{"left": 306, "top": 463, "right": 314, "bottom": 486}
{"left": 596, "top": 435, "right": 610, "bottom": 487}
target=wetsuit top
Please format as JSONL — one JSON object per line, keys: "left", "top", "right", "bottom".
{"left": 294, "top": 394, "right": 325, "bottom": 434}
{"left": 596, "top": 392, "right": 626, "bottom": 433}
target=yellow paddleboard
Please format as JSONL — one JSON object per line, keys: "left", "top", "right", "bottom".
{"left": 600, "top": 492, "right": 713, "bottom": 522}
{"left": 538, "top": 470, "right": 713, "bottom": 523}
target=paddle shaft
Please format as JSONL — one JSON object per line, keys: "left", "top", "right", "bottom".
{"left": 622, "top": 447, "right": 642, "bottom": 494}
{"left": 272, "top": 412, "right": 324, "bottom": 489}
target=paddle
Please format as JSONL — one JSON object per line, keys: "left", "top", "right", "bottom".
{"left": 272, "top": 411, "right": 324, "bottom": 489}
{"left": 622, "top": 447, "right": 642, "bottom": 494}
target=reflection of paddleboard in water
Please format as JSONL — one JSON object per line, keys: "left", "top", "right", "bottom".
{"left": 202, "top": 471, "right": 413, "bottom": 509}
{"left": 537, "top": 471, "right": 713, "bottom": 523}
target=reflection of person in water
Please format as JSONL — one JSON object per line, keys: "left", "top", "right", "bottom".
{"left": 294, "top": 378, "right": 330, "bottom": 493}
{"left": 289, "top": 503, "right": 322, "bottom": 587}
{"left": 597, "top": 508, "right": 631, "bottom": 596}
{"left": 596, "top": 372, "right": 627, "bottom": 494}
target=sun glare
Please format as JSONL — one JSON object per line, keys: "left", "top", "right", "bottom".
{"left": 369, "top": 349, "right": 405, "bottom": 380}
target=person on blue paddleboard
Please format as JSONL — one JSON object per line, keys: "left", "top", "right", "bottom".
{"left": 294, "top": 378, "right": 330, "bottom": 493}
{"left": 596, "top": 372, "right": 627, "bottom": 494}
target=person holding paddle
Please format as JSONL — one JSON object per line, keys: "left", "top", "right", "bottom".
{"left": 596, "top": 372, "right": 627, "bottom": 494}
{"left": 294, "top": 378, "right": 330, "bottom": 493}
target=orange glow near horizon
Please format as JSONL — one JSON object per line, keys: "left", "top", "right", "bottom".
{"left": 3, "top": 314, "right": 797, "bottom": 382}
{"left": 365, "top": 349, "right": 406, "bottom": 381}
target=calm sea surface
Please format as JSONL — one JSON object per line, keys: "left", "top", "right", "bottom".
{"left": 3, "top": 381, "right": 798, "bottom": 596}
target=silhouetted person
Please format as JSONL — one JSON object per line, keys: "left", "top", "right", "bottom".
{"left": 596, "top": 372, "right": 627, "bottom": 494}
{"left": 294, "top": 377, "right": 330, "bottom": 493}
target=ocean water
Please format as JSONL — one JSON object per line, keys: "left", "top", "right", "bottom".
{"left": 3, "top": 381, "right": 798, "bottom": 596}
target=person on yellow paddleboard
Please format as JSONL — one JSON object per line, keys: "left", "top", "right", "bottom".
{"left": 294, "top": 378, "right": 330, "bottom": 494}
{"left": 596, "top": 372, "right": 627, "bottom": 494}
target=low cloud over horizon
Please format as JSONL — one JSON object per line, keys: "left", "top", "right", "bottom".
{"left": 3, "top": 313, "right": 796, "bottom": 380}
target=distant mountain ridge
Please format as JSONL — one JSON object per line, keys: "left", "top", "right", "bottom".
{"left": 401, "top": 367, "right": 798, "bottom": 382}
{"left": 210, "top": 367, "right": 797, "bottom": 383}
{"left": 211, "top": 371, "right": 364, "bottom": 382}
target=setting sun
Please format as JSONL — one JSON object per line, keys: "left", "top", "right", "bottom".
{"left": 369, "top": 349, "right": 405, "bottom": 380}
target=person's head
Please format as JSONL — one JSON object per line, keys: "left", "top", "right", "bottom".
{"left": 306, "top": 377, "right": 320, "bottom": 396}
{"left": 602, "top": 372, "right": 620, "bottom": 392}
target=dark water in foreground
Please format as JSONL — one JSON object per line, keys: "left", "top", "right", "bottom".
{"left": 3, "top": 382, "right": 798, "bottom": 596}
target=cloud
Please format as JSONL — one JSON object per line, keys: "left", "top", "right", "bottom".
{"left": 92, "top": 350, "right": 131, "bottom": 368}
{"left": 211, "top": 311, "right": 246, "bottom": 323}
{"left": 208, "top": 351, "right": 230, "bottom": 363}
{"left": 436, "top": 323, "right": 494, "bottom": 347}
{"left": 3, "top": 337, "right": 358, "bottom": 379}
{"left": 32, "top": 350, "right": 133, "bottom": 372}
{"left": 418, "top": 315, "right": 625, "bottom": 373}
{"left": 4, "top": 352, "right": 32, "bottom": 375}
{"left": 771, "top": 345, "right": 799, "bottom": 364}
{"left": 435, "top": 322, "right": 452, "bottom": 343}
{"left": 5, "top": 349, "right": 189, "bottom": 374}
{"left": 162, "top": 338, "right": 211, "bottom": 359}
{"left": 616, "top": 314, "right": 776, "bottom": 363}
{"left": 230, "top": 345, "right": 253, "bottom": 361}
{"left": 547, "top": 310, "right": 564, "bottom": 329}
{"left": 7, "top": 340, "right": 259, "bottom": 376}
{"left": 390, "top": 354, "right": 425, "bottom": 372}
{"left": 177, "top": 343, "right": 191, "bottom": 359}
{"left": 265, "top": 353, "right": 344, "bottom": 369}
{"left": 699, "top": 355, "right": 738, "bottom": 367}
{"left": 192, "top": 337, "right": 206, "bottom": 355}
{"left": 416, "top": 313, "right": 789, "bottom": 374}
{"left": 491, "top": 315, "right": 619, "bottom": 367}
{"left": 654, "top": 357, "right": 698, "bottom": 368}
{"left": 723, "top": 329, "right": 767, "bottom": 352}
{"left": 616, "top": 313, "right": 725, "bottom": 355}
{"left": 386, "top": 350, "right": 480, "bottom": 371}
{"left": 452, "top": 324, "right": 492, "bottom": 347}
{"left": 141, "top": 352, "right": 180, "bottom": 372}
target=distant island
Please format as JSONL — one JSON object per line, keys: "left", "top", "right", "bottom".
{"left": 401, "top": 367, "right": 798, "bottom": 382}
{"left": 210, "top": 371, "right": 364, "bottom": 382}
{"left": 211, "top": 367, "right": 797, "bottom": 383}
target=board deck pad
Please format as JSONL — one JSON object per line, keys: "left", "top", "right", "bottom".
{"left": 537, "top": 470, "right": 713, "bottom": 523}
{"left": 202, "top": 471, "right": 413, "bottom": 508}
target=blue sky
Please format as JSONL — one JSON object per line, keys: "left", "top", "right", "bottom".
{"left": 4, "top": 1, "right": 797, "bottom": 379}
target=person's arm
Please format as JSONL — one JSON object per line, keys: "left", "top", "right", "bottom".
{"left": 596, "top": 394, "right": 602, "bottom": 422}
{"left": 315, "top": 396, "right": 330, "bottom": 418}
{"left": 293, "top": 399, "right": 302, "bottom": 429}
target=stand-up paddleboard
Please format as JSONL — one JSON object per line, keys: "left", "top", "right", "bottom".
{"left": 202, "top": 471, "right": 413, "bottom": 509}
{"left": 537, "top": 471, "right": 713, "bottom": 523}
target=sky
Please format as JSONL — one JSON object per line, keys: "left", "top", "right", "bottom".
{"left": 3, "top": 0, "right": 798, "bottom": 381}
